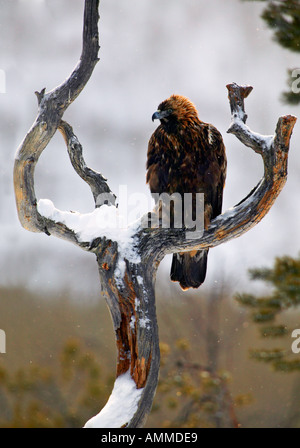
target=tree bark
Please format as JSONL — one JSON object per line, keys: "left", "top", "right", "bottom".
{"left": 13, "top": 0, "right": 100, "bottom": 242}
{"left": 13, "top": 0, "right": 297, "bottom": 428}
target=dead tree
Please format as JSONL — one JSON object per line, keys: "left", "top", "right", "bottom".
{"left": 13, "top": 0, "right": 296, "bottom": 428}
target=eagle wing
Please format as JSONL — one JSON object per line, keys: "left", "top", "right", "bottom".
{"left": 147, "top": 121, "right": 226, "bottom": 219}
{"left": 146, "top": 120, "right": 226, "bottom": 290}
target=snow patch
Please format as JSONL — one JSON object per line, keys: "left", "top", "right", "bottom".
{"left": 136, "top": 275, "right": 144, "bottom": 285}
{"left": 37, "top": 199, "right": 141, "bottom": 282}
{"left": 139, "top": 316, "right": 151, "bottom": 329}
{"left": 232, "top": 117, "right": 274, "bottom": 150}
{"left": 130, "top": 315, "right": 136, "bottom": 330}
{"left": 84, "top": 370, "right": 143, "bottom": 428}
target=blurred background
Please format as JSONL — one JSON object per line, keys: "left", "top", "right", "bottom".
{"left": 0, "top": 0, "right": 299, "bottom": 428}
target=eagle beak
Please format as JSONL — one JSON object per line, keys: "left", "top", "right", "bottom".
{"left": 152, "top": 111, "right": 161, "bottom": 122}
{"left": 152, "top": 110, "right": 171, "bottom": 122}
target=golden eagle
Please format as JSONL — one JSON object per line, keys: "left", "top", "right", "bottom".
{"left": 146, "top": 95, "right": 227, "bottom": 290}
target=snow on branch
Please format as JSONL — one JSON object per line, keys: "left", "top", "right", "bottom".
{"left": 84, "top": 370, "right": 143, "bottom": 428}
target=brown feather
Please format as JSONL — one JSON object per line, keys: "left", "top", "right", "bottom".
{"left": 147, "top": 95, "right": 227, "bottom": 289}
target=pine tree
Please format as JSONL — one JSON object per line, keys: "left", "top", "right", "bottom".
{"left": 241, "top": 0, "right": 300, "bottom": 105}
{"left": 236, "top": 254, "right": 300, "bottom": 372}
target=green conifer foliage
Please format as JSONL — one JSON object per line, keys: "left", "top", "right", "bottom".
{"left": 236, "top": 254, "right": 300, "bottom": 372}
{"left": 242, "top": 0, "right": 300, "bottom": 104}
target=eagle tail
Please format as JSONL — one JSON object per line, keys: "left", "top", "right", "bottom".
{"left": 170, "top": 250, "right": 208, "bottom": 290}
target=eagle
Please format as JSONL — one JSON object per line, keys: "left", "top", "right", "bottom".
{"left": 146, "top": 94, "right": 227, "bottom": 290}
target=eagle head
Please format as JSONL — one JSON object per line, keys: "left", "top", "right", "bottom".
{"left": 152, "top": 95, "right": 199, "bottom": 128}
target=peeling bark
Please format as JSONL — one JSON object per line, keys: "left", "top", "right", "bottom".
{"left": 13, "top": 0, "right": 297, "bottom": 429}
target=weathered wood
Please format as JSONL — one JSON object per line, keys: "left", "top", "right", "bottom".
{"left": 95, "top": 242, "right": 160, "bottom": 428}
{"left": 13, "top": 0, "right": 296, "bottom": 429}
{"left": 13, "top": 0, "right": 100, "bottom": 242}
{"left": 58, "top": 120, "right": 115, "bottom": 207}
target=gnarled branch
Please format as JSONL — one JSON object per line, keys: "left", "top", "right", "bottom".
{"left": 13, "top": 0, "right": 100, "bottom": 244}
{"left": 58, "top": 120, "right": 115, "bottom": 207}
{"left": 13, "top": 0, "right": 296, "bottom": 429}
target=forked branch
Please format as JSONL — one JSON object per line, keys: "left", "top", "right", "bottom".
{"left": 13, "top": 0, "right": 296, "bottom": 429}
{"left": 13, "top": 0, "right": 100, "bottom": 242}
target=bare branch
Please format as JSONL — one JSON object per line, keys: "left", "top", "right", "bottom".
{"left": 227, "top": 82, "right": 253, "bottom": 123}
{"left": 44, "top": 0, "right": 100, "bottom": 110}
{"left": 226, "top": 82, "right": 273, "bottom": 155}
{"left": 58, "top": 120, "right": 116, "bottom": 207}
{"left": 13, "top": 0, "right": 100, "bottom": 244}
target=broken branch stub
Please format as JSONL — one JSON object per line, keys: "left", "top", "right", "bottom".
{"left": 13, "top": 0, "right": 296, "bottom": 429}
